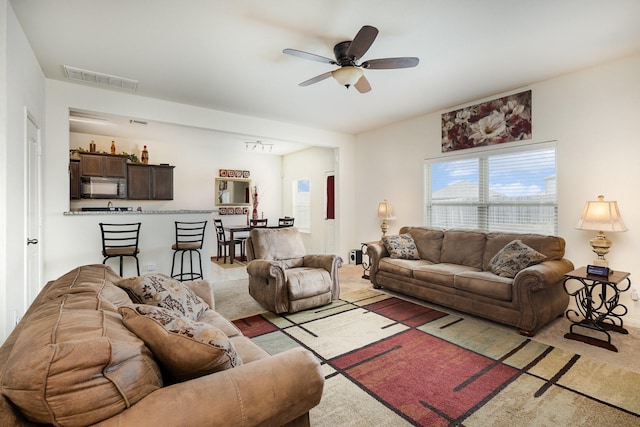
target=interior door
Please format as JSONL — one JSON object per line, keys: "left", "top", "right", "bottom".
{"left": 26, "top": 112, "right": 42, "bottom": 309}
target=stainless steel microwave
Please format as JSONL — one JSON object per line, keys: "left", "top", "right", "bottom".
{"left": 80, "top": 176, "right": 127, "bottom": 199}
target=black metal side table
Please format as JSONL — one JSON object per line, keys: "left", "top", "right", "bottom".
{"left": 360, "top": 241, "right": 380, "bottom": 279}
{"left": 563, "top": 267, "right": 631, "bottom": 352}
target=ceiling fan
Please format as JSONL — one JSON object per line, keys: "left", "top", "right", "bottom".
{"left": 283, "top": 25, "right": 419, "bottom": 93}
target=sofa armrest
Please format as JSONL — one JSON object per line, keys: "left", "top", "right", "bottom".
{"left": 247, "top": 259, "right": 286, "bottom": 280}
{"left": 184, "top": 279, "right": 215, "bottom": 309}
{"left": 93, "top": 347, "right": 324, "bottom": 427}
{"left": 514, "top": 259, "right": 575, "bottom": 292}
{"left": 303, "top": 255, "right": 343, "bottom": 299}
{"left": 366, "top": 242, "right": 388, "bottom": 287}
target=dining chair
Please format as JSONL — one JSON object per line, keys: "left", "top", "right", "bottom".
{"left": 213, "top": 219, "right": 244, "bottom": 264}
{"left": 99, "top": 222, "right": 141, "bottom": 277}
{"left": 250, "top": 218, "right": 268, "bottom": 228}
{"left": 278, "top": 217, "right": 295, "bottom": 227}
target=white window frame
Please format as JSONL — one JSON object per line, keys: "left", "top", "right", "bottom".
{"left": 424, "top": 141, "right": 558, "bottom": 235}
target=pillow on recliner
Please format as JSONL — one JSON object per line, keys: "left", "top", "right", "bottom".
{"left": 117, "top": 274, "right": 208, "bottom": 321}
{"left": 382, "top": 234, "right": 420, "bottom": 260}
{"left": 489, "top": 240, "right": 547, "bottom": 278}
{"left": 119, "top": 305, "right": 242, "bottom": 382}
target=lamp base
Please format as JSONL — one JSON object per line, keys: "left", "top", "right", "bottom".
{"left": 591, "top": 258, "right": 609, "bottom": 268}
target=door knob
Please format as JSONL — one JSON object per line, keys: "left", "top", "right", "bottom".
{"left": 27, "top": 238, "right": 39, "bottom": 245}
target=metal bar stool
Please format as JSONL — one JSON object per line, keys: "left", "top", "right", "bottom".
{"left": 100, "top": 222, "right": 141, "bottom": 277}
{"left": 171, "top": 220, "right": 207, "bottom": 281}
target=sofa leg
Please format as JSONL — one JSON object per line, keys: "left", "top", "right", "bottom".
{"left": 519, "top": 329, "right": 535, "bottom": 337}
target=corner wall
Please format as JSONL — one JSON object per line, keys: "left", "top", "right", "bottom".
{"left": 355, "top": 54, "right": 640, "bottom": 327}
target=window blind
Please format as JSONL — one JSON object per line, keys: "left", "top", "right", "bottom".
{"left": 425, "top": 142, "right": 557, "bottom": 235}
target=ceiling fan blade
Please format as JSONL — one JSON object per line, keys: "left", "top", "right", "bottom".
{"left": 299, "top": 71, "right": 333, "bottom": 87}
{"left": 361, "top": 57, "right": 420, "bottom": 69}
{"left": 346, "top": 25, "right": 379, "bottom": 60}
{"left": 283, "top": 48, "right": 337, "bottom": 65}
{"left": 354, "top": 75, "right": 371, "bottom": 93}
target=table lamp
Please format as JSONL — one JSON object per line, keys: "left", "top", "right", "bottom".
{"left": 377, "top": 199, "right": 396, "bottom": 238}
{"left": 575, "top": 195, "right": 627, "bottom": 267}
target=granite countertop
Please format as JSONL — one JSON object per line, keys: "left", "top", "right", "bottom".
{"left": 64, "top": 209, "right": 216, "bottom": 216}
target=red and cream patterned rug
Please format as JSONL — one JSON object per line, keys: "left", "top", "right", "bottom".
{"left": 233, "top": 288, "right": 640, "bottom": 426}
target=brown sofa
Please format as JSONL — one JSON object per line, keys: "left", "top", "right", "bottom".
{"left": 367, "top": 227, "right": 574, "bottom": 336}
{"left": 0, "top": 264, "right": 324, "bottom": 426}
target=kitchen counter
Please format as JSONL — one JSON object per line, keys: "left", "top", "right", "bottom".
{"left": 64, "top": 209, "right": 216, "bottom": 216}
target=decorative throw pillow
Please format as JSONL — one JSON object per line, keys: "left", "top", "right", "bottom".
{"left": 119, "top": 305, "right": 242, "bottom": 382}
{"left": 382, "top": 233, "right": 421, "bottom": 260}
{"left": 489, "top": 240, "right": 547, "bottom": 278}
{"left": 117, "top": 274, "right": 208, "bottom": 320}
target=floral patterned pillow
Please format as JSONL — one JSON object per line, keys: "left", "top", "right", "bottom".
{"left": 489, "top": 240, "right": 547, "bottom": 278}
{"left": 117, "top": 274, "right": 208, "bottom": 320}
{"left": 119, "top": 305, "right": 242, "bottom": 382}
{"left": 382, "top": 234, "right": 421, "bottom": 260}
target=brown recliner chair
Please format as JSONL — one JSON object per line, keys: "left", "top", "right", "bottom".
{"left": 246, "top": 227, "right": 343, "bottom": 313}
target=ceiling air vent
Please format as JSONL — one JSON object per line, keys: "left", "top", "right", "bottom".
{"left": 63, "top": 65, "right": 138, "bottom": 92}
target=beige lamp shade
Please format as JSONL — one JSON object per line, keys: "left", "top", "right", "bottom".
{"left": 575, "top": 195, "right": 627, "bottom": 266}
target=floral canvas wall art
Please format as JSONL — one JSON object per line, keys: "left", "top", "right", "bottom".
{"left": 441, "top": 90, "right": 532, "bottom": 152}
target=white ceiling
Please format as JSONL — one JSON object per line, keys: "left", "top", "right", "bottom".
{"left": 11, "top": 0, "right": 640, "bottom": 137}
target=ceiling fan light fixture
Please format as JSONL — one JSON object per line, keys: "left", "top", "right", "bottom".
{"left": 332, "top": 66, "right": 363, "bottom": 88}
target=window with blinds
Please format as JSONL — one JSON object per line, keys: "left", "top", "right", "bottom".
{"left": 425, "top": 142, "right": 557, "bottom": 235}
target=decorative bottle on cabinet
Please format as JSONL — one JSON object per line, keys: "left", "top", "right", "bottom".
{"left": 110, "top": 141, "right": 116, "bottom": 154}
{"left": 141, "top": 146, "right": 149, "bottom": 164}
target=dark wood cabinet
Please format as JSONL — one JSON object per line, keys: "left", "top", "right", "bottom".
{"left": 69, "top": 160, "right": 80, "bottom": 199}
{"left": 80, "top": 153, "right": 127, "bottom": 178}
{"left": 127, "top": 164, "right": 174, "bottom": 200}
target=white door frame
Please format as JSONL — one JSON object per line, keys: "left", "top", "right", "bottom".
{"left": 25, "top": 109, "right": 42, "bottom": 311}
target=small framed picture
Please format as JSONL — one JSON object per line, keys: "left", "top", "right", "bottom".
{"left": 242, "top": 207, "right": 249, "bottom": 214}
{"left": 235, "top": 207, "right": 243, "bottom": 214}
{"left": 227, "top": 169, "right": 235, "bottom": 177}
{"left": 235, "top": 170, "right": 243, "bottom": 178}
{"left": 219, "top": 169, "right": 227, "bottom": 177}
{"left": 219, "top": 207, "right": 226, "bottom": 215}
{"left": 243, "top": 170, "right": 250, "bottom": 178}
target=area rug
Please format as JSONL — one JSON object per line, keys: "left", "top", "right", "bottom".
{"left": 232, "top": 289, "right": 640, "bottom": 427}
{"left": 210, "top": 256, "right": 246, "bottom": 268}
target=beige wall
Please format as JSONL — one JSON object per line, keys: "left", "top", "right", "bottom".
{"left": 355, "top": 53, "right": 640, "bottom": 327}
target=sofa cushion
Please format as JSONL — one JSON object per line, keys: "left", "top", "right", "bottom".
{"left": 119, "top": 305, "right": 242, "bottom": 382}
{"left": 400, "top": 226, "right": 444, "bottom": 263}
{"left": 489, "top": 240, "right": 547, "bottom": 278}
{"left": 482, "top": 232, "right": 565, "bottom": 271}
{"left": 0, "top": 266, "right": 163, "bottom": 427}
{"left": 382, "top": 233, "right": 420, "bottom": 260}
{"left": 454, "top": 271, "right": 514, "bottom": 301}
{"left": 117, "top": 274, "right": 208, "bottom": 320}
{"left": 440, "top": 229, "right": 486, "bottom": 269}
{"left": 287, "top": 267, "right": 332, "bottom": 300}
{"left": 413, "top": 263, "right": 480, "bottom": 288}
{"left": 379, "top": 258, "right": 428, "bottom": 278}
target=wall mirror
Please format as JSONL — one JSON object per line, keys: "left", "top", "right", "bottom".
{"left": 215, "top": 178, "right": 251, "bottom": 206}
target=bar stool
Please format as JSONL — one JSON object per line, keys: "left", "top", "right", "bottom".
{"left": 171, "top": 221, "right": 207, "bottom": 281}
{"left": 100, "top": 222, "right": 141, "bottom": 277}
